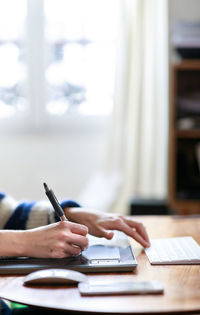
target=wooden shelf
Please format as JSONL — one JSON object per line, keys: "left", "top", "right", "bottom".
{"left": 174, "top": 59, "right": 200, "bottom": 70}
{"left": 168, "top": 60, "right": 200, "bottom": 215}
{"left": 169, "top": 199, "right": 200, "bottom": 215}
{"left": 176, "top": 129, "right": 200, "bottom": 139}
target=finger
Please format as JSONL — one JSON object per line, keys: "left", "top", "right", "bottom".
{"left": 116, "top": 221, "right": 150, "bottom": 247}
{"left": 63, "top": 244, "right": 82, "bottom": 257}
{"left": 68, "top": 234, "right": 89, "bottom": 250}
{"left": 56, "top": 224, "right": 88, "bottom": 250}
{"left": 105, "top": 231, "right": 114, "bottom": 240}
{"left": 50, "top": 242, "right": 82, "bottom": 258}
{"left": 101, "top": 218, "right": 150, "bottom": 248}
{"left": 123, "top": 226, "right": 150, "bottom": 248}
{"left": 123, "top": 218, "right": 150, "bottom": 245}
{"left": 129, "top": 230, "right": 150, "bottom": 248}
{"left": 64, "top": 221, "right": 88, "bottom": 236}
{"left": 90, "top": 224, "right": 114, "bottom": 239}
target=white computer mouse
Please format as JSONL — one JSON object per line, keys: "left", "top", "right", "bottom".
{"left": 23, "top": 268, "right": 87, "bottom": 285}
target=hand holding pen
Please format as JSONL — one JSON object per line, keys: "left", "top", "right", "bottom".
{"left": 43, "top": 182, "right": 88, "bottom": 255}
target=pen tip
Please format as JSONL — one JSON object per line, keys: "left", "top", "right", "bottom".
{"left": 43, "top": 182, "right": 48, "bottom": 191}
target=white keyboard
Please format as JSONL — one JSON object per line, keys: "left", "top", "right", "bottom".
{"left": 145, "top": 236, "right": 200, "bottom": 265}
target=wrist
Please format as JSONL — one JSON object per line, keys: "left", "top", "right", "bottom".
{"left": 60, "top": 200, "right": 81, "bottom": 222}
{"left": 64, "top": 207, "right": 77, "bottom": 221}
{"left": 0, "top": 230, "right": 27, "bottom": 257}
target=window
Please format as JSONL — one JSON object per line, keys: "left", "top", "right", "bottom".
{"left": 0, "top": 0, "right": 119, "bottom": 128}
{"left": 0, "top": 0, "right": 27, "bottom": 119}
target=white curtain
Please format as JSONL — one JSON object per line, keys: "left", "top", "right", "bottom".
{"left": 78, "top": 0, "right": 169, "bottom": 215}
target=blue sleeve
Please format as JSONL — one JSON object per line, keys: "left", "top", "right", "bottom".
{"left": 53, "top": 200, "right": 80, "bottom": 222}
{"left": 0, "top": 192, "right": 6, "bottom": 201}
{"left": 3, "top": 202, "right": 36, "bottom": 230}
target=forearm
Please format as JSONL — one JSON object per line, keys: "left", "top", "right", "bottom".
{"left": 0, "top": 230, "right": 26, "bottom": 257}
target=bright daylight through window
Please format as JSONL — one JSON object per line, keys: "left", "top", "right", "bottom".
{"left": 0, "top": 0, "right": 27, "bottom": 118}
{"left": 0, "top": 0, "right": 119, "bottom": 120}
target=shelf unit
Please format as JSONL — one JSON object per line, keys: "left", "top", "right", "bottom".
{"left": 168, "top": 59, "right": 200, "bottom": 215}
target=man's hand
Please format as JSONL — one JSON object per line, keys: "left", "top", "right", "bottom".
{"left": 66, "top": 208, "right": 150, "bottom": 248}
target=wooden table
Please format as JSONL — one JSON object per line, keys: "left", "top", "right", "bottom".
{"left": 0, "top": 215, "right": 199, "bottom": 314}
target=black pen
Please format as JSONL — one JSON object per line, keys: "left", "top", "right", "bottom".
{"left": 43, "top": 182, "right": 68, "bottom": 221}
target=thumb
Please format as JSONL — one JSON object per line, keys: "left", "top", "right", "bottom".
{"left": 92, "top": 225, "right": 114, "bottom": 239}
{"left": 104, "top": 230, "right": 114, "bottom": 240}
